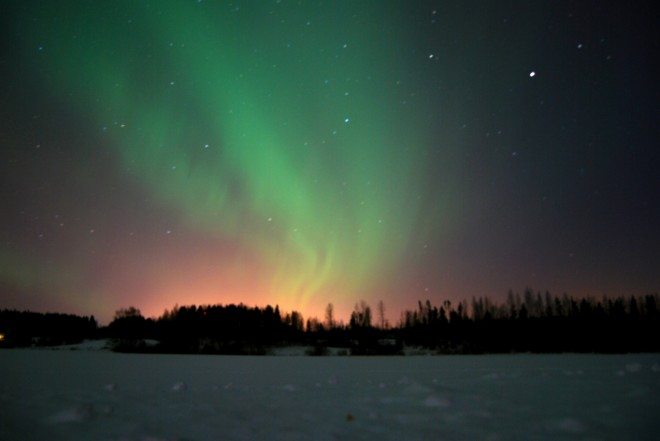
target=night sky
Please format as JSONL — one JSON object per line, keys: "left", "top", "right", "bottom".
{"left": 1, "top": 1, "right": 658, "bottom": 324}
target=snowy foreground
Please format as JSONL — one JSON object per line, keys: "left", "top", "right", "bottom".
{"left": 1, "top": 350, "right": 659, "bottom": 440}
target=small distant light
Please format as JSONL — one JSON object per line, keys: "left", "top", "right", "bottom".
{"left": 0, "top": 333, "right": 5, "bottom": 342}
{"left": 529, "top": 71, "right": 536, "bottom": 77}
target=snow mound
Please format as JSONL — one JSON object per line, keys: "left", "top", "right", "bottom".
{"left": 281, "top": 384, "right": 297, "bottom": 392}
{"left": 47, "top": 406, "right": 93, "bottom": 423}
{"left": 171, "top": 381, "right": 186, "bottom": 392}
{"left": 555, "top": 417, "right": 587, "bottom": 433}
{"left": 47, "top": 404, "right": 113, "bottom": 424}
{"left": 423, "top": 395, "right": 451, "bottom": 408}
{"left": 49, "top": 339, "right": 112, "bottom": 351}
{"left": 402, "top": 380, "right": 432, "bottom": 395}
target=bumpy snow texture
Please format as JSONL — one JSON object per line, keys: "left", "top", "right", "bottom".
{"left": 1, "top": 350, "right": 658, "bottom": 440}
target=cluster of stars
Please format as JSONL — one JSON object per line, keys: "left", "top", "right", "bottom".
{"left": 3, "top": 0, "right": 655, "bottom": 325}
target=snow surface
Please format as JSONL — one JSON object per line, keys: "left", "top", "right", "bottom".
{"left": 1, "top": 350, "right": 658, "bottom": 440}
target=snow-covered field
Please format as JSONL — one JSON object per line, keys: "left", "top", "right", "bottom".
{"left": 1, "top": 350, "right": 658, "bottom": 440}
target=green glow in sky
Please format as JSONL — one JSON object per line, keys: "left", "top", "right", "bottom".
{"left": 17, "top": 1, "right": 449, "bottom": 312}
{"left": 4, "top": 0, "right": 659, "bottom": 322}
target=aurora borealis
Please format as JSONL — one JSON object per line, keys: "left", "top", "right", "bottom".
{"left": 1, "top": 1, "right": 658, "bottom": 324}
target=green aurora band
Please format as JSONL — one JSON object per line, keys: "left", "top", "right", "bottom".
{"left": 15, "top": 1, "right": 454, "bottom": 313}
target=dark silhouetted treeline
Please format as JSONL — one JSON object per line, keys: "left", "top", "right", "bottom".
{"left": 103, "top": 302, "right": 396, "bottom": 354}
{"left": 0, "top": 309, "right": 97, "bottom": 347}
{"left": 399, "top": 290, "right": 660, "bottom": 353}
{"left": 105, "top": 304, "right": 299, "bottom": 354}
{"left": 2, "top": 289, "right": 658, "bottom": 354}
{"left": 101, "top": 290, "right": 659, "bottom": 355}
